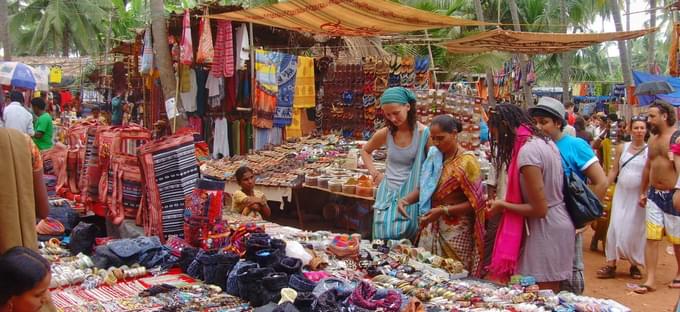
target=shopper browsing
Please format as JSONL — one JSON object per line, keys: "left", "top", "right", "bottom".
{"left": 486, "top": 104, "right": 574, "bottom": 293}
{"left": 232, "top": 166, "right": 271, "bottom": 219}
{"left": 361, "top": 87, "right": 429, "bottom": 240}
{"left": 398, "top": 115, "right": 486, "bottom": 277}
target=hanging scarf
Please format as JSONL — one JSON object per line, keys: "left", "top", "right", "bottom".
{"left": 274, "top": 53, "right": 297, "bottom": 127}
{"left": 419, "top": 146, "right": 443, "bottom": 215}
{"left": 180, "top": 9, "right": 193, "bottom": 65}
{"left": 487, "top": 125, "right": 532, "bottom": 281}
{"left": 211, "top": 20, "right": 234, "bottom": 78}
{"left": 140, "top": 27, "right": 153, "bottom": 74}
{"left": 293, "top": 56, "right": 316, "bottom": 108}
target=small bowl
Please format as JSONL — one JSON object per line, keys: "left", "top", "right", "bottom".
{"left": 318, "top": 176, "right": 331, "bottom": 189}
{"left": 356, "top": 185, "right": 373, "bottom": 197}
{"left": 329, "top": 180, "right": 343, "bottom": 193}
{"left": 342, "top": 184, "right": 356, "bottom": 195}
{"left": 305, "top": 175, "right": 319, "bottom": 186}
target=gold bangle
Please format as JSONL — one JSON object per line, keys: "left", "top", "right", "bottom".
{"left": 444, "top": 206, "right": 450, "bottom": 217}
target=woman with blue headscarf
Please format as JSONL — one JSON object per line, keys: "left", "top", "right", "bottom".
{"left": 361, "top": 87, "right": 429, "bottom": 240}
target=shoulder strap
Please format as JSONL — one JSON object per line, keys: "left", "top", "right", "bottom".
{"left": 620, "top": 144, "right": 647, "bottom": 171}
{"left": 671, "top": 130, "right": 680, "bottom": 147}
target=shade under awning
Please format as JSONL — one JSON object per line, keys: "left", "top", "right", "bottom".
{"left": 442, "top": 28, "right": 656, "bottom": 55}
{"left": 210, "top": 0, "right": 493, "bottom": 37}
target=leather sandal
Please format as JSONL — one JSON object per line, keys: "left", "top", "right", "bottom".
{"left": 596, "top": 265, "right": 616, "bottom": 279}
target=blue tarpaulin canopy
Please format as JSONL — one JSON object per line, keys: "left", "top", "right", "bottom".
{"left": 633, "top": 71, "right": 680, "bottom": 106}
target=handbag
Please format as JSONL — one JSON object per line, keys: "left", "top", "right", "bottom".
{"left": 560, "top": 155, "right": 604, "bottom": 229}
{"left": 372, "top": 127, "right": 430, "bottom": 240}
{"left": 614, "top": 144, "right": 647, "bottom": 184}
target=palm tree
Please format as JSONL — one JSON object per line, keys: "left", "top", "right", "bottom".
{"left": 473, "top": 0, "right": 497, "bottom": 106}
{"left": 648, "top": 0, "right": 657, "bottom": 72}
{"left": 9, "top": 0, "right": 113, "bottom": 56}
{"left": 0, "top": 0, "right": 10, "bottom": 61}
{"left": 509, "top": 0, "right": 534, "bottom": 107}
{"left": 608, "top": 0, "right": 634, "bottom": 86}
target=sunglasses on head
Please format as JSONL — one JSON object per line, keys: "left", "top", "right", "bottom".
{"left": 631, "top": 115, "right": 647, "bottom": 121}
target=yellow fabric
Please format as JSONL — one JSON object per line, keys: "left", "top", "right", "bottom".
{"left": 293, "top": 56, "right": 316, "bottom": 108}
{"left": 286, "top": 109, "right": 304, "bottom": 138}
{"left": 180, "top": 64, "right": 192, "bottom": 93}
{"left": 0, "top": 128, "right": 38, "bottom": 253}
{"left": 443, "top": 28, "right": 656, "bottom": 55}
{"left": 647, "top": 221, "right": 664, "bottom": 241}
{"left": 232, "top": 189, "right": 266, "bottom": 219}
{"left": 49, "top": 66, "right": 62, "bottom": 84}
{"left": 210, "top": 0, "right": 491, "bottom": 36}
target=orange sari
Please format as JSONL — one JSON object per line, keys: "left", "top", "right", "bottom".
{"left": 418, "top": 152, "right": 486, "bottom": 277}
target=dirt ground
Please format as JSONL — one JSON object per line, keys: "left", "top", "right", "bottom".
{"left": 582, "top": 228, "right": 680, "bottom": 311}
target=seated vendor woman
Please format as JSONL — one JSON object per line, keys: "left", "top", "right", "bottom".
{"left": 0, "top": 247, "right": 53, "bottom": 312}
{"left": 398, "top": 115, "right": 486, "bottom": 276}
{"left": 232, "top": 166, "right": 271, "bottom": 219}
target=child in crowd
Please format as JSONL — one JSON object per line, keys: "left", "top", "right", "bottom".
{"left": 231, "top": 166, "right": 271, "bottom": 219}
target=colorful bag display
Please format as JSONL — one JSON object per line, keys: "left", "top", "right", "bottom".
{"left": 196, "top": 11, "right": 214, "bottom": 64}
{"left": 183, "top": 178, "right": 226, "bottom": 247}
{"left": 180, "top": 9, "right": 194, "bottom": 65}
{"left": 139, "top": 133, "right": 200, "bottom": 242}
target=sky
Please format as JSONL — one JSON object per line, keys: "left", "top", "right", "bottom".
{"left": 591, "top": 0, "right": 650, "bottom": 56}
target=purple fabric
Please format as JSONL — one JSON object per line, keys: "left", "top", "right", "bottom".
{"left": 348, "top": 281, "right": 401, "bottom": 312}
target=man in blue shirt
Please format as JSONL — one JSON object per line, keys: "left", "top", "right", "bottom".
{"left": 530, "top": 97, "right": 608, "bottom": 295}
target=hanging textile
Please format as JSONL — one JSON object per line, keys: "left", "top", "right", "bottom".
{"left": 180, "top": 65, "right": 192, "bottom": 93}
{"left": 211, "top": 20, "right": 235, "bottom": 78}
{"left": 293, "top": 56, "right": 316, "bottom": 109}
{"left": 274, "top": 53, "right": 297, "bottom": 127}
{"left": 180, "top": 9, "right": 194, "bottom": 65}
{"left": 49, "top": 66, "right": 63, "bottom": 84}
{"left": 181, "top": 67, "right": 198, "bottom": 113}
{"left": 195, "top": 68, "right": 209, "bottom": 116}
{"left": 253, "top": 50, "right": 278, "bottom": 129}
{"left": 286, "top": 109, "right": 303, "bottom": 138}
{"left": 237, "top": 69, "right": 251, "bottom": 108}
{"left": 232, "top": 120, "right": 240, "bottom": 155}
{"left": 141, "top": 28, "right": 154, "bottom": 74}
{"left": 139, "top": 133, "right": 200, "bottom": 242}
{"left": 212, "top": 118, "right": 230, "bottom": 159}
{"left": 196, "top": 11, "right": 215, "bottom": 64}
{"left": 235, "top": 24, "right": 250, "bottom": 70}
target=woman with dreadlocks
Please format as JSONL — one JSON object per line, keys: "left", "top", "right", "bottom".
{"left": 485, "top": 104, "right": 574, "bottom": 292}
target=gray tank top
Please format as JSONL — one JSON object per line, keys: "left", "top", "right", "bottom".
{"left": 385, "top": 128, "right": 420, "bottom": 190}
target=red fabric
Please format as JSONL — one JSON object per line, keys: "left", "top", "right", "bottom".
{"left": 180, "top": 9, "right": 194, "bottom": 65}
{"left": 60, "top": 91, "right": 73, "bottom": 108}
{"left": 567, "top": 112, "right": 576, "bottom": 126}
{"left": 211, "top": 20, "right": 234, "bottom": 78}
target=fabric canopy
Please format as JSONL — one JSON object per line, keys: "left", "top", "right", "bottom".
{"left": 210, "top": 0, "right": 493, "bottom": 36}
{"left": 442, "top": 28, "right": 656, "bottom": 55}
{"left": 633, "top": 71, "right": 680, "bottom": 106}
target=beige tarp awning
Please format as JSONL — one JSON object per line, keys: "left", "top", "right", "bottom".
{"left": 442, "top": 28, "right": 656, "bottom": 55}
{"left": 210, "top": 0, "right": 493, "bottom": 36}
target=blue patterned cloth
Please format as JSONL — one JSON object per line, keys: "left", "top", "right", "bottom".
{"left": 274, "top": 53, "right": 297, "bottom": 127}
{"left": 419, "top": 146, "right": 443, "bottom": 215}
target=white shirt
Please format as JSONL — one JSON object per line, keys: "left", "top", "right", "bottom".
{"left": 1, "top": 102, "right": 34, "bottom": 135}
{"left": 563, "top": 125, "right": 576, "bottom": 137}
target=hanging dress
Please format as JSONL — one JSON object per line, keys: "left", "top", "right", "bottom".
{"left": 605, "top": 142, "right": 648, "bottom": 266}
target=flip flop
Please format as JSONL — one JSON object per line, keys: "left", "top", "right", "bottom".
{"left": 627, "top": 283, "right": 655, "bottom": 294}
{"left": 669, "top": 279, "right": 680, "bottom": 288}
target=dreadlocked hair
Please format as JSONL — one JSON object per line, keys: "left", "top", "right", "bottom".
{"left": 488, "top": 104, "right": 544, "bottom": 174}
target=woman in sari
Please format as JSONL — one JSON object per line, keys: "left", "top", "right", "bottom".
{"left": 398, "top": 115, "right": 486, "bottom": 276}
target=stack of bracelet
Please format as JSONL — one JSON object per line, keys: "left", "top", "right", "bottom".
{"left": 51, "top": 280, "right": 148, "bottom": 309}
{"left": 49, "top": 254, "right": 95, "bottom": 288}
